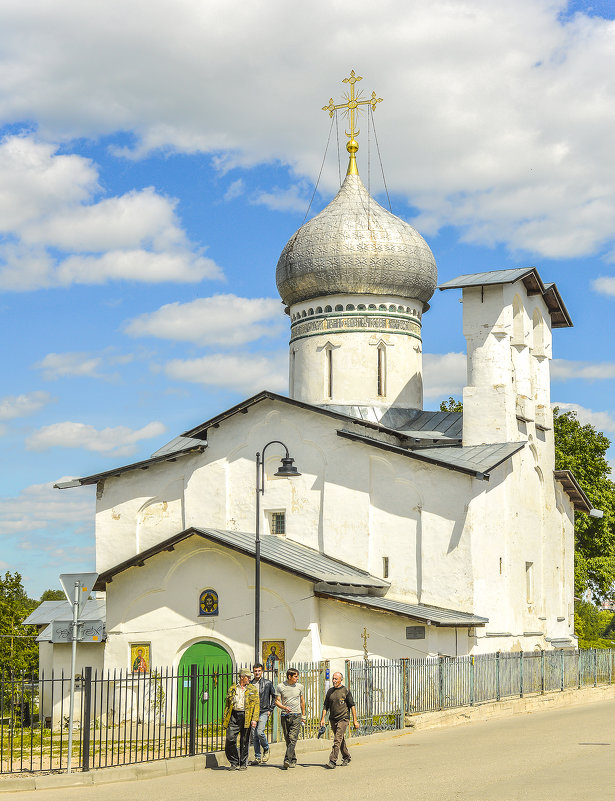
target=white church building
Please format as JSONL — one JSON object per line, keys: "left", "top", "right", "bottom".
{"left": 31, "top": 113, "right": 592, "bottom": 678}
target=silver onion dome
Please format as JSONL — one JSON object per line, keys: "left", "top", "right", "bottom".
{"left": 276, "top": 172, "right": 437, "bottom": 307}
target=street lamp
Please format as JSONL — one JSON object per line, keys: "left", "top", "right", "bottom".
{"left": 255, "top": 441, "right": 301, "bottom": 662}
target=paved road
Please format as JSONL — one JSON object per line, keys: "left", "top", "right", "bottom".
{"left": 12, "top": 700, "right": 615, "bottom": 801}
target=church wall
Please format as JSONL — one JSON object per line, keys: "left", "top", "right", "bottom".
{"left": 469, "top": 447, "right": 576, "bottom": 653}
{"left": 39, "top": 642, "right": 105, "bottom": 728}
{"left": 103, "top": 536, "right": 317, "bottom": 671}
{"left": 319, "top": 599, "right": 473, "bottom": 675}
{"left": 94, "top": 456, "right": 198, "bottom": 573}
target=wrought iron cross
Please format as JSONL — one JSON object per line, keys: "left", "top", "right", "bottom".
{"left": 361, "top": 626, "right": 370, "bottom": 659}
{"left": 322, "top": 70, "right": 383, "bottom": 144}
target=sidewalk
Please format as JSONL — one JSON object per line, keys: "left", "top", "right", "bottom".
{"left": 1, "top": 682, "right": 614, "bottom": 794}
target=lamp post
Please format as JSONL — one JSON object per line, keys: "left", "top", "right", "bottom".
{"left": 255, "top": 441, "right": 301, "bottom": 662}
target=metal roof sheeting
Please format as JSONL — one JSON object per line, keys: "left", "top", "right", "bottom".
{"left": 554, "top": 469, "right": 592, "bottom": 513}
{"left": 24, "top": 598, "right": 106, "bottom": 626}
{"left": 337, "top": 429, "right": 525, "bottom": 479}
{"left": 55, "top": 441, "right": 206, "bottom": 488}
{"left": 94, "top": 528, "right": 389, "bottom": 591}
{"left": 322, "top": 405, "right": 462, "bottom": 442}
{"left": 438, "top": 267, "right": 572, "bottom": 328}
{"left": 438, "top": 268, "right": 535, "bottom": 289}
{"left": 318, "top": 591, "right": 488, "bottom": 627}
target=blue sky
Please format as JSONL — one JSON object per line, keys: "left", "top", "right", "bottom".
{"left": 1, "top": 0, "right": 615, "bottom": 598}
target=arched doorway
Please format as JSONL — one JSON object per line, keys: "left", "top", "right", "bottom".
{"left": 177, "top": 641, "right": 233, "bottom": 725}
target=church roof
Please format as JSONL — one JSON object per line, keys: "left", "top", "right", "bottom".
{"left": 54, "top": 437, "right": 206, "bottom": 488}
{"left": 438, "top": 267, "right": 572, "bottom": 328}
{"left": 337, "top": 429, "right": 525, "bottom": 480}
{"left": 276, "top": 172, "right": 437, "bottom": 307}
{"left": 316, "top": 591, "right": 488, "bottom": 627}
{"left": 24, "top": 598, "right": 107, "bottom": 641}
{"left": 57, "top": 391, "right": 521, "bottom": 489}
{"left": 93, "top": 527, "right": 389, "bottom": 592}
{"left": 554, "top": 469, "right": 592, "bottom": 512}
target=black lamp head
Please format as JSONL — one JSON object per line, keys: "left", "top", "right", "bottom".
{"left": 274, "top": 456, "right": 301, "bottom": 478}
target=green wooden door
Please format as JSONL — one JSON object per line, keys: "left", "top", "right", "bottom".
{"left": 177, "top": 641, "right": 233, "bottom": 725}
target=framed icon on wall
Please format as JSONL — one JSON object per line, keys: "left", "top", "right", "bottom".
{"left": 130, "top": 642, "right": 151, "bottom": 673}
{"left": 262, "top": 640, "right": 285, "bottom": 671}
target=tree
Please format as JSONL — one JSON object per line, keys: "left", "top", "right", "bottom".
{"left": 553, "top": 408, "right": 615, "bottom": 603}
{"left": 0, "top": 572, "right": 38, "bottom": 675}
{"left": 39, "top": 589, "right": 65, "bottom": 602}
{"left": 439, "top": 397, "right": 463, "bottom": 413}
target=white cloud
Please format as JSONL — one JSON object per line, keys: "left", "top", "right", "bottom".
{"left": 551, "top": 359, "right": 615, "bottom": 381}
{"left": 423, "top": 352, "right": 467, "bottom": 402}
{"left": 26, "top": 420, "right": 166, "bottom": 457}
{"left": 0, "top": 390, "right": 52, "bottom": 420}
{"left": 553, "top": 402, "right": 615, "bottom": 433}
{"left": 0, "top": 136, "right": 223, "bottom": 290}
{"left": 35, "top": 352, "right": 104, "bottom": 380}
{"left": 125, "top": 294, "right": 285, "bottom": 347}
{"left": 164, "top": 352, "right": 287, "bottom": 395}
{"left": 2, "top": 3, "right": 615, "bottom": 256}
{"left": 592, "top": 276, "right": 615, "bottom": 297}
{"left": 0, "top": 479, "right": 94, "bottom": 536}
{"left": 224, "top": 179, "right": 244, "bottom": 201}
{"left": 252, "top": 184, "right": 309, "bottom": 214}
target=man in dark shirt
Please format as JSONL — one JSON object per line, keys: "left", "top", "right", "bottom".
{"left": 250, "top": 662, "right": 276, "bottom": 764}
{"left": 319, "top": 671, "right": 359, "bottom": 768}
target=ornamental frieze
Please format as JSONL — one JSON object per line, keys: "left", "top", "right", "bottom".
{"left": 290, "top": 314, "right": 421, "bottom": 340}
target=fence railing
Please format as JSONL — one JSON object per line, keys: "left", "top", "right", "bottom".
{"left": 1, "top": 649, "right": 614, "bottom": 775}
{"left": 403, "top": 649, "right": 615, "bottom": 713}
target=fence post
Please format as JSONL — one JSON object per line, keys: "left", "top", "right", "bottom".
{"left": 81, "top": 667, "right": 92, "bottom": 772}
{"left": 594, "top": 649, "right": 598, "bottom": 687}
{"left": 401, "top": 658, "right": 409, "bottom": 717}
{"left": 496, "top": 652, "right": 500, "bottom": 702}
{"left": 438, "top": 656, "right": 444, "bottom": 711}
{"left": 470, "top": 656, "right": 474, "bottom": 706}
{"left": 560, "top": 649, "right": 564, "bottom": 692}
{"left": 519, "top": 652, "right": 523, "bottom": 698}
{"left": 578, "top": 649, "right": 581, "bottom": 689}
{"left": 540, "top": 650, "right": 545, "bottom": 695}
{"left": 188, "top": 664, "right": 198, "bottom": 756}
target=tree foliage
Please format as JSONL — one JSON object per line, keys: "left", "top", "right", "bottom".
{"left": 39, "top": 589, "right": 65, "bottom": 602}
{"left": 0, "top": 572, "right": 39, "bottom": 675}
{"left": 439, "top": 397, "right": 463, "bottom": 413}
{"left": 553, "top": 408, "right": 615, "bottom": 602}
{"left": 574, "top": 600, "right": 615, "bottom": 648}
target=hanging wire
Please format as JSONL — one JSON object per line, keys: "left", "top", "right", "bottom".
{"left": 335, "top": 110, "right": 342, "bottom": 187}
{"left": 370, "top": 105, "right": 392, "bottom": 212}
{"left": 302, "top": 111, "right": 336, "bottom": 225}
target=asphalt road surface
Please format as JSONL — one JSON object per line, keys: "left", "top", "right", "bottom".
{"left": 11, "top": 700, "right": 615, "bottom": 801}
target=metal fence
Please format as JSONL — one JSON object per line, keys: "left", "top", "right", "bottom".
{"left": 404, "top": 649, "right": 615, "bottom": 713}
{"left": 0, "top": 661, "right": 326, "bottom": 774}
{"left": 1, "top": 650, "right": 614, "bottom": 775}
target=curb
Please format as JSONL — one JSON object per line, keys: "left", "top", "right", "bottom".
{"left": 1, "top": 683, "right": 613, "bottom": 792}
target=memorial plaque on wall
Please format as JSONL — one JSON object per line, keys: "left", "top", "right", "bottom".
{"left": 405, "top": 626, "right": 426, "bottom": 640}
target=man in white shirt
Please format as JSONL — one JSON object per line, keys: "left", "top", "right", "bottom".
{"left": 275, "top": 668, "right": 305, "bottom": 769}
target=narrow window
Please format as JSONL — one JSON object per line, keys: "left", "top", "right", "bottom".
{"left": 525, "top": 561, "right": 534, "bottom": 603}
{"left": 290, "top": 349, "right": 296, "bottom": 396}
{"left": 382, "top": 556, "right": 389, "bottom": 578}
{"left": 270, "top": 512, "right": 286, "bottom": 536}
{"left": 326, "top": 347, "right": 333, "bottom": 399}
{"left": 377, "top": 344, "right": 386, "bottom": 397}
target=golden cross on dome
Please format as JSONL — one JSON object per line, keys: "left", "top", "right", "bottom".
{"left": 322, "top": 70, "right": 383, "bottom": 175}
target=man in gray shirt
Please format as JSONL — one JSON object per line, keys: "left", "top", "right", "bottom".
{"left": 275, "top": 668, "right": 305, "bottom": 768}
